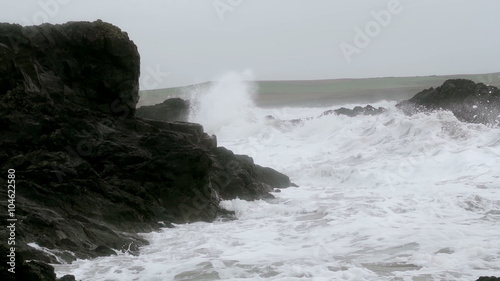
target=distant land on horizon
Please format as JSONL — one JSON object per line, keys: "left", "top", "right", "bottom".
{"left": 138, "top": 72, "right": 500, "bottom": 108}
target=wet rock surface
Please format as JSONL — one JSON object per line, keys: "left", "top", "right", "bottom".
{"left": 0, "top": 244, "right": 75, "bottom": 281}
{"left": 476, "top": 277, "right": 500, "bottom": 281}
{"left": 397, "top": 79, "right": 500, "bottom": 126}
{"left": 136, "top": 97, "right": 190, "bottom": 122}
{"left": 0, "top": 20, "right": 293, "bottom": 276}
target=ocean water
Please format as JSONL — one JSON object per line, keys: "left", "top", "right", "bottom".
{"left": 54, "top": 73, "right": 500, "bottom": 280}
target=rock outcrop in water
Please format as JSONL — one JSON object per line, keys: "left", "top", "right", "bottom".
{"left": 136, "top": 97, "right": 190, "bottom": 122}
{"left": 320, "top": 105, "right": 386, "bottom": 117}
{"left": 0, "top": 20, "right": 293, "bottom": 278}
{"left": 477, "top": 277, "right": 500, "bottom": 281}
{"left": 397, "top": 79, "right": 500, "bottom": 126}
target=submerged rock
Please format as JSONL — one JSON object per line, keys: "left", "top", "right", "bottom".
{"left": 320, "top": 105, "right": 386, "bottom": 117}
{"left": 264, "top": 104, "right": 386, "bottom": 128}
{"left": 0, "top": 20, "right": 293, "bottom": 269}
{"left": 397, "top": 79, "right": 500, "bottom": 126}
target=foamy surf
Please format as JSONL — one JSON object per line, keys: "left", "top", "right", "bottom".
{"left": 54, "top": 73, "right": 500, "bottom": 281}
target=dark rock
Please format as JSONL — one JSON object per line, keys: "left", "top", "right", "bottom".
{"left": 19, "top": 260, "right": 57, "bottom": 281}
{"left": 477, "top": 277, "right": 500, "bottom": 281}
{"left": 210, "top": 147, "right": 294, "bottom": 200}
{"left": 255, "top": 166, "right": 297, "bottom": 188}
{"left": 0, "top": 243, "right": 63, "bottom": 281}
{"left": 215, "top": 208, "right": 238, "bottom": 221}
{"left": 397, "top": 79, "right": 500, "bottom": 126}
{"left": 321, "top": 105, "right": 386, "bottom": 117}
{"left": 57, "top": 275, "right": 77, "bottom": 281}
{"left": 0, "top": 245, "right": 16, "bottom": 281}
{"left": 136, "top": 98, "right": 190, "bottom": 122}
{"left": 0, "top": 20, "right": 140, "bottom": 118}
{"left": 0, "top": 20, "right": 293, "bottom": 267}
{"left": 265, "top": 104, "right": 386, "bottom": 129}
{"left": 94, "top": 245, "right": 117, "bottom": 257}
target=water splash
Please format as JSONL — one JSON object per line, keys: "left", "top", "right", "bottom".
{"left": 189, "top": 70, "right": 262, "bottom": 138}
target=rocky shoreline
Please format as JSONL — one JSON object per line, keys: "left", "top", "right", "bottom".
{"left": 0, "top": 20, "right": 498, "bottom": 281}
{"left": 0, "top": 21, "right": 293, "bottom": 280}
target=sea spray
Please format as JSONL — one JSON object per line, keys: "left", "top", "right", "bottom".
{"left": 189, "top": 70, "right": 263, "bottom": 138}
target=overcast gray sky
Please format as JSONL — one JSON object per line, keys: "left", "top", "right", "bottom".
{"left": 2, "top": 0, "right": 500, "bottom": 89}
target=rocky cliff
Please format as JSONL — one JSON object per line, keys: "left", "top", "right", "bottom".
{"left": 0, "top": 20, "right": 293, "bottom": 280}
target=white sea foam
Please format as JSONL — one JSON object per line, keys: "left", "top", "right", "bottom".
{"left": 189, "top": 70, "right": 264, "bottom": 139}
{"left": 54, "top": 73, "right": 500, "bottom": 280}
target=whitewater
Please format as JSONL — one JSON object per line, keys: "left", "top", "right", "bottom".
{"left": 55, "top": 73, "right": 500, "bottom": 281}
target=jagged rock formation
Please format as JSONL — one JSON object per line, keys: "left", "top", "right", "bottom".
{"left": 0, "top": 20, "right": 293, "bottom": 280}
{"left": 397, "top": 79, "right": 500, "bottom": 126}
{"left": 0, "top": 20, "right": 139, "bottom": 117}
{"left": 136, "top": 97, "right": 190, "bottom": 122}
